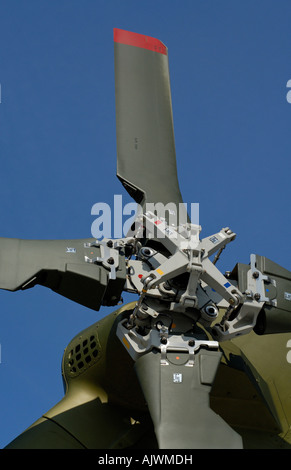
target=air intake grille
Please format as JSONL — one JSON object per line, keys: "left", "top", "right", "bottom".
{"left": 66, "top": 333, "right": 100, "bottom": 377}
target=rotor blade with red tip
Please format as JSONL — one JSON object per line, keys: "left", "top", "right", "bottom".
{"left": 114, "top": 28, "right": 186, "bottom": 222}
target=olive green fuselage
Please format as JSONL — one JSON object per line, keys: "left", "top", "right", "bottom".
{"left": 5, "top": 302, "right": 291, "bottom": 449}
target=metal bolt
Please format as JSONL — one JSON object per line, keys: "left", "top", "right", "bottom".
{"left": 254, "top": 293, "right": 261, "bottom": 301}
{"left": 253, "top": 271, "right": 260, "bottom": 279}
{"left": 160, "top": 336, "right": 167, "bottom": 345}
{"left": 107, "top": 240, "right": 113, "bottom": 247}
{"left": 107, "top": 257, "right": 114, "bottom": 265}
{"left": 155, "top": 321, "right": 163, "bottom": 330}
{"left": 163, "top": 282, "right": 172, "bottom": 291}
{"left": 188, "top": 339, "right": 195, "bottom": 347}
{"left": 205, "top": 305, "right": 218, "bottom": 317}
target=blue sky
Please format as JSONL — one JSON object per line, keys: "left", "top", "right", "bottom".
{"left": 1, "top": 0, "right": 291, "bottom": 447}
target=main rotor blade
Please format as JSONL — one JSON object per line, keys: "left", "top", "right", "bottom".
{"left": 114, "top": 28, "right": 185, "bottom": 222}
{"left": 0, "top": 238, "right": 126, "bottom": 311}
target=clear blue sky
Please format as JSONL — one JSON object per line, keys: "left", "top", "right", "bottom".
{"left": 1, "top": 0, "right": 291, "bottom": 448}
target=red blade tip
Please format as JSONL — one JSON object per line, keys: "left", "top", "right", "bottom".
{"left": 113, "top": 28, "right": 167, "bottom": 55}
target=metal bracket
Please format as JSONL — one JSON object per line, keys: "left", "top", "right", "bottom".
{"left": 179, "top": 249, "right": 203, "bottom": 309}
{"left": 116, "top": 318, "right": 219, "bottom": 365}
{"left": 212, "top": 297, "right": 262, "bottom": 341}
{"left": 249, "top": 253, "right": 276, "bottom": 304}
{"left": 84, "top": 240, "right": 119, "bottom": 280}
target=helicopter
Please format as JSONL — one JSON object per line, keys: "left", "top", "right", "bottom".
{"left": 1, "top": 27, "right": 291, "bottom": 449}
